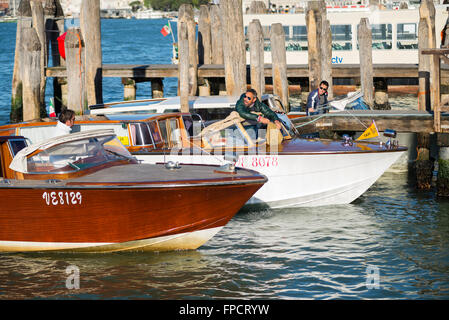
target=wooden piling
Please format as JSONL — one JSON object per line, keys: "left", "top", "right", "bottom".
{"left": 198, "top": 5, "right": 211, "bottom": 96}
{"left": 178, "top": 4, "right": 198, "bottom": 96}
{"left": 248, "top": 1, "right": 267, "bottom": 14}
{"left": 321, "top": 18, "right": 333, "bottom": 100}
{"left": 30, "top": 0, "right": 46, "bottom": 115}
{"left": 198, "top": 5, "right": 212, "bottom": 65}
{"left": 432, "top": 53, "right": 441, "bottom": 132}
{"left": 306, "top": 9, "right": 320, "bottom": 91}
{"left": 306, "top": 0, "right": 326, "bottom": 91}
{"left": 437, "top": 133, "right": 449, "bottom": 196}
{"left": 209, "top": 4, "right": 226, "bottom": 95}
{"left": 122, "top": 78, "right": 136, "bottom": 101}
{"left": 210, "top": 4, "right": 224, "bottom": 65}
{"left": 21, "top": 27, "right": 42, "bottom": 121}
{"left": 270, "top": 23, "right": 289, "bottom": 112}
{"left": 11, "top": 0, "right": 32, "bottom": 122}
{"left": 419, "top": 0, "right": 437, "bottom": 109}
{"left": 45, "top": 0, "right": 65, "bottom": 114}
{"left": 374, "top": 78, "right": 391, "bottom": 110}
{"left": 151, "top": 78, "right": 164, "bottom": 99}
{"left": 357, "top": 18, "right": 374, "bottom": 109}
{"left": 179, "top": 22, "right": 189, "bottom": 113}
{"left": 248, "top": 19, "right": 265, "bottom": 98}
{"left": 415, "top": 133, "right": 433, "bottom": 189}
{"left": 221, "top": 0, "right": 247, "bottom": 96}
{"left": 65, "top": 28, "right": 85, "bottom": 114}
{"left": 80, "top": 0, "right": 103, "bottom": 106}
{"left": 418, "top": 17, "right": 431, "bottom": 111}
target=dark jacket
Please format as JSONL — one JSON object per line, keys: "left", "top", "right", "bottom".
{"left": 235, "top": 94, "right": 279, "bottom": 124}
{"left": 306, "top": 88, "right": 328, "bottom": 116}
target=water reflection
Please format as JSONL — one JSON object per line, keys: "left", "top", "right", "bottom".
{"left": 0, "top": 163, "right": 448, "bottom": 300}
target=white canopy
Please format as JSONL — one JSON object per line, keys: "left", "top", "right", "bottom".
{"left": 9, "top": 129, "right": 115, "bottom": 173}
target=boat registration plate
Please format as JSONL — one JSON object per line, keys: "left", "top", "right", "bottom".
{"left": 42, "top": 191, "right": 82, "bottom": 206}
{"left": 235, "top": 156, "right": 279, "bottom": 168}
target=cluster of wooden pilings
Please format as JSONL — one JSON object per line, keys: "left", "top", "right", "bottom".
{"left": 11, "top": 0, "right": 103, "bottom": 119}
{"left": 11, "top": 0, "right": 445, "bottom": 118}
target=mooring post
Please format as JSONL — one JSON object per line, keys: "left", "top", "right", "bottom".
{"left": 420, "top": 0, "right": 437, "bottom": 110}
{"left": 432, "top": 53, "right": 441, "bottom": 132}
{"left": 248, "top": 1, "right": 268, "bottom": 14}
{"left": 45, "top": 0, "right": 66, "bottom": 114}
{"left": 248, "top": 19, "right": 265, "bottom": 98}
{"left": 198, "top": 5, "right": 211, "bottom": 65}
{"left": 418, "top": 17, "right": 431, "bottom": 111}
{"left": 11, "top": 0, "right": 32, "bottom": 122}
{"left": 151, "top": 78, "right": 164, "bottom": 99}
{"left": 270, "top": 23, "right": 289, "bottom": 112}
{"left": 122, "top": 78, "right": 136, "bottom": 101}
{"left": 306, "top": 8, "right": 320, "bottom": 92}
{"left": 209, "top": 4, "right": 226, "bottom": 95}
{"left": 65, "top": 27, "right": 86, "bottom": 114}
{"left": 416, "top": 133, "right": 433, "bottom": 189}
{"left": 30, "top": 0, "right": 46, "bottom": 115}
{"left": 198, "top": 5, "right": 211, "bottom": 96}
{"left": 178, "top": 4, "right": 198, "bottom": 96}
{"left": 358, "top": 18, "right": 374, "bottom": 109}
{"left": 437, "top": 133, "right": 449, "bottom": 196}
{"left": 21, "top": 27, "right": 42, "bottom": 121}
{"left": 374, "top": 78, "right": 391, "bottom": 110}
{"left": 321, "top": 18, "right": 333, "bottom": 100}
{"left": 221, "top": 0, "right": 247, "bottom": 96}
{"left": 80, "top": 0, "right": 103, "bottom": 106}
{"left": 179, "top": 21, "right": 189, "bottom": 113}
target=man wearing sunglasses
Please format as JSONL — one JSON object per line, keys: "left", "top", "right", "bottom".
{"left": 235, "top": 89, "right": 282, "bottom": 130}
{"left": 306, "top": 80, "right": 329, "bottom": 116}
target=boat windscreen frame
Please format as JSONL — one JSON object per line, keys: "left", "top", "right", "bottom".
{"left": 23, "top": 135, "right": 133, "bottom": 175}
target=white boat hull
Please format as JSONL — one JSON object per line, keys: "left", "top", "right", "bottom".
{"left": 136, "top": 150, "right": 404, "bottom": 208}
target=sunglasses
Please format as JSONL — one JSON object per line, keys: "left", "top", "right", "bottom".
{"left": 244, "top": 95, "right": 254, "bottom": 100}
{"left": 319, "top": 87, "right": 328, "bottom": 92}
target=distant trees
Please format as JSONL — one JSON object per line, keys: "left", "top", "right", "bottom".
{"left": 147, "top": 0, "right": 210, "bottom": 11}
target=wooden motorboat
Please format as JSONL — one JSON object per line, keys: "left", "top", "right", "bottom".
{"left": 0, "top": 130, "right": 267, "bottom": 252}
{"left": 0, "top": 112, "right": 406, "bottom": 208}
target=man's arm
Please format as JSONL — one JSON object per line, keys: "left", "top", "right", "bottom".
{"left": 256, "top": 100, "right": 282, "bottom": 129}
{"left": 257, "top": 100, "right": 280, "bottom": 123}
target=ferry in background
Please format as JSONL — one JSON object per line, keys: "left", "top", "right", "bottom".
{"left": 243, "top": 7, "right": 448, "bottom": 65}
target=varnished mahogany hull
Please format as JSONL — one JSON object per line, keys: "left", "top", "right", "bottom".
{"left": 0, "top": 182, "right": 263, "bottom": 252}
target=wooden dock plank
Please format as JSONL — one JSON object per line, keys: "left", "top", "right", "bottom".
{"left": 45, "top": 63, "right": 449, "bottom": 79}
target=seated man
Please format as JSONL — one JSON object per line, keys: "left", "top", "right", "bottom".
{"left": 235, "top": 89, "right": 281, "bottom": 139}
{"left": 306, "top": 80, "right": 329, "bottom": 116}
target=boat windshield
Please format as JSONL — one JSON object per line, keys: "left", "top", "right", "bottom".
{"left": 26, "top": 135, "right": 134, "bottom": 174}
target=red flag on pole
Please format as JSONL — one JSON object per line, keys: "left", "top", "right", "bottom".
{"left": 161, "top": 22, "right": 171, "bottom": 37}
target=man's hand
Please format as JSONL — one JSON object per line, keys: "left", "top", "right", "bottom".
{"left": 274, "top": 120, "right": 282, "bottom": 130}
{"left": 308, "top": 107, "right": 315, "bottom": 113}
{"left": 259, "top": 117, "right": 271, "bottom": 125}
